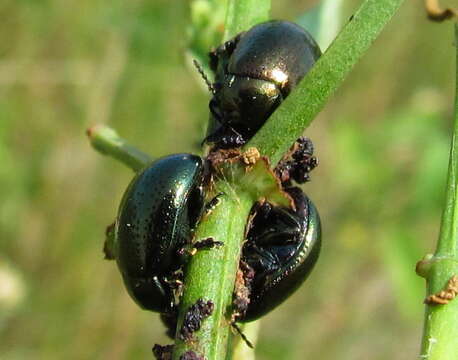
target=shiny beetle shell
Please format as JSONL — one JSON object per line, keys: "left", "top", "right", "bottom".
{"left": 206, "top": 20, "right": 321, "bottom": 148}
{"left": 226, "top": 21, "right": 320, "bottom": 94}
{"left": 241, "top": 186, "right": 321, "bottom": 321}
{"left": 114, "top": 154, "right": 205, "bottom": 312}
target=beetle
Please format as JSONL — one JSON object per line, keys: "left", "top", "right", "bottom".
{"left": 204, "top": 20, "right": 321, "bottom": 149}
{"left": 238, "top": 186, "right": 321, "bottom": 321}
{"left": 114, "top": 153, "right": 207, "bottom": 313}
{"left": 157, "top": 186, "right": 321, "bottom": 334}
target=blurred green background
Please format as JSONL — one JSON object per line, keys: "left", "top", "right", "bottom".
{"left": 0, "top": 0, "right": 456, "bottom": 359}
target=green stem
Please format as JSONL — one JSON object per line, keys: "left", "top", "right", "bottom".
{"left": 173, "top": 2, "right": 270, "bottom": 359}
{"left": 173, "top": 181, "right": 255, "bottom": 359}
{"left": 419, "top": 24, "right": 458, "bottom": 360}
{"left": 86, "top": 124, "right": 152, "bottom": 172}
{"left": 246, "top": 0, "right": 406, "bottom": 165}
{"left": 171, "top": 153, "right": 291, "bottom": 360}
{"left": 223, "top": 0, "right": 270, "bottom": 40}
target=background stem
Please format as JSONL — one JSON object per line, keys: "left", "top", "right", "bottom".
{"left": 87, "top": 124, "right": 152, "bottom": 172}
{"left": 419, "top": 24, "right": 458, "bottom": 360}
{"left": 223, "top": 0, "right": 271, "bottom": 40}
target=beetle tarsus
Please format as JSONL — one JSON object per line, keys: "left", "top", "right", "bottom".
{"left": 193, "top": 237, "right": 224, "bottom": 251}
{"left": 231, "top": 322, "right": 254, "bottom": 349}
{"left": 203, "top": 192, "right": 225, "bottom": 216}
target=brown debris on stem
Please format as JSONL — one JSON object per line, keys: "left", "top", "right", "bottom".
{"left": 424, "top": 275, "right": 458, "bottom": 305}
{"left": 425, "top": 0, "right": 457, "bottom": 22}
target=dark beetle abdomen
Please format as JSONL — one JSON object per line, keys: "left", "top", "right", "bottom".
{"left": 242, "top": 187, "right": 321, "bottom": 321}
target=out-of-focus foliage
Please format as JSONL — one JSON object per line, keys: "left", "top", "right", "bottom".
{"left": 0, "top": 0, "right": 455, "bottom": 359}
{"left": 297, "top": 0, "right": 344, "bottom": 50}
{"left": 186, "top": 0, "right": 226, "bottom": 86}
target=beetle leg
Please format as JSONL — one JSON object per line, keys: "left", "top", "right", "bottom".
{"left": 193, "top": 237, "right": 224, "bottom": 250}
{"left": 203, "top": 192, "right": 225, "bottom": 217}
{"left": 249, "top": 205, "right": 302, "bottom": 246}
{"left": 252, "top": 200, "right": 273, "bottom": 220}
{"left": 150, "top": 276, "right": 177, "bottom": 313}
{"left": 275, "top": 206, "right": 302, "bottom": 228}
{"left": 204, "top": 95, "right": 249, "bottom": 149}
{"left": 153, "top": 276, "right": 169, "bottom": 297}
{"left": 231, "top": 322, "right": 254, "bottom": 348}
{"left": 244, "top": 243, "right": 281, "bottom": 275}
{"left": 176, "top": 246, "right": 195, "bottom": 259}
{"left": 209, "top": 32, "right": 244, "bottom": 72}
{"left": 253, "top": 200, "right": 300, "bottom": 229}
{"left": 246, "top": 201, "right": 271, "bottom": 236}
{"left": 103, "top": 221, "right": 116, "bottom": 260}
{"left": 218, "top": 130, "right": 245, "bottom": 149}
{"left": 164, "top": 277, "right": 183, "bottom": 290}
{"left": 223, "top": 32, "right": 244, "bottom": 55}
{"left": 203, "top": 122, "right": 246, "bottom": 149}
{"left": 188, "top": 184, "right": 206, "bottom": 228}
{"left": 250, "top": 228, "right": 299, "bottom": 248}
{"left": 177, "top": 237, "right": 223, "bottom": 258}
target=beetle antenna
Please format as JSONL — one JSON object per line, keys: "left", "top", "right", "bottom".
{"left": 193, "top": 59, "right": 215, "bottom": 94}
{"left": 231, "top": 322, "right": 254, "bottom": 349}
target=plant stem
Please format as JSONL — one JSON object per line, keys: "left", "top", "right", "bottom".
{"left": 223, "top": 0, "right": 270, "bottom": 40}
{"left": 419, "top": 24, "right": 458, "bottom": 360}
{"left": 173, "top": 1, "right": 270, "bottom": 359}
{"left": 172, "top": 154, "right": 291, "bottom": 360}
{"left": 173, "top": 180, "right": 255, "bottom": 359}
{"left": 246, "top": 0, "right": 406, "bottom": 165}
{"left": 86, "top": 124, "right": 151, "bottom": 172}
